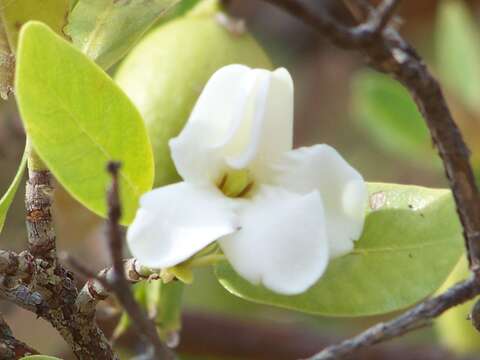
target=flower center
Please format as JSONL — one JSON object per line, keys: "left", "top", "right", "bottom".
{"left": 217, "top": 169, "right": 254, "bottom": 198}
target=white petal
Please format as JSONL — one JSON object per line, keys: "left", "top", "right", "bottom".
{"left": 169, "top": 64, "right": 254, "bottom": 185}
{"left": 273, "top": 145, "right": 368, "bottom": 258}
{"left": 127, "top": 182, "right": 239, "bottom": 268}
{"left": 219, "top": 186, "right": 329, "bottom": 295}
{"left": 227, "top": 68, "right": 294, "bottom": 182}
{"left": 170, "top": 65, "right": 293, "bottom": 185}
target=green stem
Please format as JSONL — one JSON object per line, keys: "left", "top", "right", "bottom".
{"left": 26, "top": 138, "right": 48, "bottom": 171}
{"left": 147, "top": 281, "right": 184, "bottom": 345}
{"left": 189, "top": 253, "right": 226, "bottom": 267}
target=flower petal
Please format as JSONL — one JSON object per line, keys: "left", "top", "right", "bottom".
{"left": 169, "top": 64, "right": 256, "bottom": 185}
{"left": 273, "top": 145, "right": 368, "bottom": 258}
{"left": 226, "top": 68, "right": 294, "bottom": 182}
{"left": 127, "top": 182, "right": 239, "bottom": 268}
{"left": 170, "top": 65, "right": 293, "bottom": 186}
{"left": 219, "top": 186, "right": 329, "bottom": 295}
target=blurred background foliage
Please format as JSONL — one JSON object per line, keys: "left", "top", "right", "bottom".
{"left": 1, "top": 0, "right": 480, "bottom": 359}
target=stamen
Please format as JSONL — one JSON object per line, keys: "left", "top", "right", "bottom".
{"left": 217, "top": 174, "right": 228, "bottom": 190}
{"left": 236, "top": 181, "right": 254, "bottom": 198}
{"left": 216, "top": 169, "right": 254, "bottom": 198}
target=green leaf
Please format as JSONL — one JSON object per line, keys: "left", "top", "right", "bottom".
{"left": 216, "top": 183, "right": 464, "bottom": 316}
{"left": 69, "top": 0, "right": 79, "bottom": 11}
{"left": 0, "top": 0, "right": 69, "bottom": 51}
{"left": 352, "top": 70, "right": 437, "bottom": 166}
{"left": 65, "top": 0, "right": 178, "bottom": 69}
{"left": 0, "top": 150, "right": 27, "bottom": 233}
{"left": 15, "top": 22, "right": 154, "bottom": 224}
{"left": 156, "top": 0, "right": 200, "bottom": 23}
{"left": 20, "top": 356, "right": 63, "bottom": 360}
{"left": 436, "top": 0, "right": 480, "bottom": 113}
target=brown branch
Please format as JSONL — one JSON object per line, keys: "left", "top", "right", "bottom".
{"left": 304, "top": 278, "right": 480, "bottom": 359}
{"left": 103, "top": 162, "right": 174, "bottom": 360}
{"left": 25, "top": 169, "right": 56, "bottom": 263}
{"left": 369, "top": 0, "right": 400, "bottom": 33}
{"left": 0, "top": 250, "right": 34, "bottom": 285}
{"left": 256, "top": 0, "right": 480, "bottom": 358}
{"left": 0, "top": 256, "right": 115, "bottom": 359}
{"left": 22, "top": 167, "right": 117, "bottom": 360}
{"left": 0, "top": 18, "right": 14, "bottom": 101}
{"left": 67, "top": 257, "right": 151, "bottom": 316}
{"left": 0, "top": 314, "right": 38, "bottom": 359}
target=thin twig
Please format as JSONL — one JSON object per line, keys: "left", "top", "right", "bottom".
{"left": 342, "top": 0, "right": 372, "bottom": 22}
{"left": 371, "top": 0, "right": 400, "bottom": 33}
{"left": 65, "top": 256, "right": 152, "bottom": 315}
{"left": 304, "top": 278, "right": 480, "bottom": 359}
{"left": 63, "top": 253, "right": 112, "bottom": 289}
{"left": 0, "top": 314, "right": 38, "bottom": 359}
{"left": 104, "top": 162, "right": 174, "bottom": 360}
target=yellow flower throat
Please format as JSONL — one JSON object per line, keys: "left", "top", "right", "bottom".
{"left": 217, "top": 169, "right": 254, "bottom": 198}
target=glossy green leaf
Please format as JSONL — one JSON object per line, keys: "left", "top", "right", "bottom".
{"left": 216, "top": 183, "right": 464, "bottom": 316}
{"left": 0, "top": 150, "right": 27, "bottom": 233}
{"left": 65, "top": 0, "right": 178, "bottom": 69}
{"left": 16, "top": 22, "right": 154, "bottom": 224}
{"left": 20, "top": 356, "right": 63, "bottom": 360}
{"left": 0, "top": 0, "right": 69, "bottom": 51}
{"left": 436, "top": 0, "right": 480, "bottom": 113}
{"left": 351, "top": 70, "right": 437, "bottom": 166}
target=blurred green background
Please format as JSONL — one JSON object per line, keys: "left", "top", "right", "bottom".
{"left": 2, "top": 0, "right": 480, "bottom": 359}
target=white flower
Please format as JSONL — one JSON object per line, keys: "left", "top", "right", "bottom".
{"left": 127, "top": 64, "right": 367, "bottom": 295}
